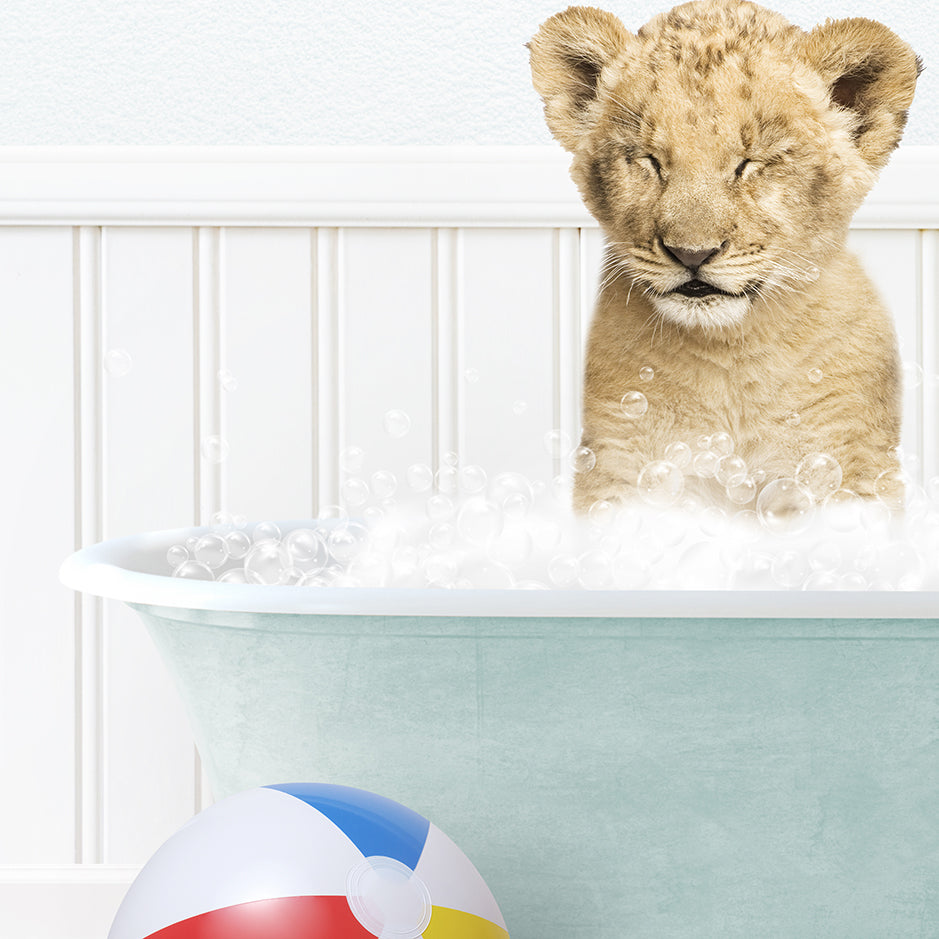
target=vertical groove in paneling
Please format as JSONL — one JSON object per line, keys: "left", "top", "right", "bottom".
{"left": 554, "top": 228, "right": 582, "bottom": 482}
{"left": 432, "top": 228, "right": 463, "bottom": 467}
{"left": 921, "top": 229, "right": 939, "bottom": 483}
{"left": 195, "top": 228, "right": 223, "bottom": 522}
{"left": 74, "top": 226, "right": 104, "bottom": 865}
{"left": 313, "top": 228, "right": 343, "bottom": 511}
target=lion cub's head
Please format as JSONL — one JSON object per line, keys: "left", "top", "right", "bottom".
{"left": 530, "top": 0, "right": 920, "bottom": 332}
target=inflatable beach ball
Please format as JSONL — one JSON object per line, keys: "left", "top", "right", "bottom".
{"left": 109, "top": 782, "right": 510, "bottom": 939}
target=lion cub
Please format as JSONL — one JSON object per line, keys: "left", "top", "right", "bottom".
{"left": 530, "top": 0, "right": 920, "bottom": 513}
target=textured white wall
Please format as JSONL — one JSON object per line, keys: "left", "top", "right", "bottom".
{"left": 0, "top": 1, "right": 933, "bottom": 143}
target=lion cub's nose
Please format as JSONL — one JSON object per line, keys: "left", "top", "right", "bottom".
{"left": 663, "top": 244, "right": 721, "bottom": 271}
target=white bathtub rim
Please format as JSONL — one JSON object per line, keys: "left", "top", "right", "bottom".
{"left": 59, "top": 523, "right": 939, "bottom": 620}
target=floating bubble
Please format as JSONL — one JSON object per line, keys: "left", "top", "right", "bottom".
{"left": 104, "top": 348, "right": 133, "bottom": 377}
{"left": 513, "top": 400, "right": 528, "bottom": 416}
{"left": 383, "top": 409, "right": 411, "bottom": 438}
{"left": 808, "top": 540, "right": 842, "bottom": 572}
{"left": 637, "top": 460, "right": 684, "bottom": 507}
{"left": 443, "top": 451, "right": 459, "bottom": 467}
{"left": 807, "top": 367, "right": 823, "bottom": 384}
{"left": 193, "top": 533, "right": 229, "bottom": 570}
{"left": 587, "top": 499, "right": 618, "bottom": 529}
{"left": 456, "top": 497, "right": 504, "bottom": 546}
{"left": 709, "top": 432, "right": 734, "bottom": 457}
{"left": 785, "top": 412, "right": 801, "bottom": 427}
{"left": 464, "top": 368, "right": 480, "bottom": 384}
{"left": 664, "top": 441, "right": 692, "bottom": 470}
{"left": 716, "top": 455, "right": 748, "bottom": 488}
{"left": 217, "top": 568, "right": 248, "bottom": 584}
{"left": 639, "top": 366, "right": 655, "bottom": 381}
{"left": 547, "top": 554, "right": 580, "bottom": 587}
{"left": 243, "top": 542, "right": 292, "bottom": 585}
{"left": 692, "top": 450, "right": 719, "bottom": 479}
{"left": 218, "top": 368, "right": 238, "bottom": 392}
{"left": 578, "top": 550, "right": 613, "bottom": 589}
{"left": 406, "top": 462, "right": 434, "bottom": 493}
{"left": 317, "top": 505, "right": 348, "bottom": 524}
{"left": 726, "top": 476, "right": 758, "bottom": 505}
{"left": 756, "top": 478, "right": 814, "bottom": 534}
{"left": 171, "top": 560, "right": 214, "bottom": 580}
{"left": 252, "top": 521, "right": 282, "bottom": 543}
{"left": 426, "top": 493, "right": 455, "bottom": 521}
{"left": 771, "top": 550, "right": 809, "bottom": 588}
{"left": 620, "top": 391, "right": 649, "bottom": 419}
{"left": 903, "top": 361, "right": 924, "bottom": 390}
{"left": 225, "top": 529, "right": 252, "bottom": 560}
{"left": 341, "top": 477, "right": 370, "bottom": 507}
{"left": 370, "top": 470, "right": 397, "bottom": 500}
{"left": 435, "top": 465, "right": 459, "bottom": 495}
{"left": 795, "top": 452, "right": 843, "bottom": 501}
{"left": 284, "top": 528, "right": 329, "bottom": 573}
{"left": 340, "top": 446, "right": 365, "bottom": 474}
{"left": 490, "top": 472, "right": 534, "bottom": 517}
{"left": 459, "top": 464, "right": 487, "bottom": 494}
{"left": 423, "top": 552, "right": 458, "bottom": 587}
{"left": 201, "top": 435, "right": 229, "bottom": 464}
{"left": 544, "top": 429, "right": 572, "bottom": 459}
{"left": 166, "top": 543, "right": 189, "bottom": 568}
{"left": 570, "top": 446, "right": 597, "bottom": 474}
{"left": 327, "top": 522, "right": 369, "bottom": 564}
{"left": 428, "top": 522, "right": 456, "bottom": 550}
{"left": 874, "top": 467, "right": 908, "bottom": 512}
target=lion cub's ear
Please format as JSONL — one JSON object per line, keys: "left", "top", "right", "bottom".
{"left": 803, "top": 17, "right": 922, "bottom": 170}
{"left": 529, "top": 6, "right": 635, "bottom": 151}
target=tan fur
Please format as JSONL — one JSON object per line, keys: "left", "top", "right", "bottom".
{"left": 529, "top": 0, "right": 920, "bottom": 513}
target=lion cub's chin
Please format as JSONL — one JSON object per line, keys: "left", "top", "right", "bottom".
{"left": 652, "top": 293, "right": 752, "bottom": 331}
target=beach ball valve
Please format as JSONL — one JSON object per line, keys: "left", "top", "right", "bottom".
{"left": 108, "top": 782, "right": 510, "bottom": 938}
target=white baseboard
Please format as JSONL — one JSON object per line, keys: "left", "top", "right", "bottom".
{"left": 0, "top": 867, "right": 136, "bottom": 939}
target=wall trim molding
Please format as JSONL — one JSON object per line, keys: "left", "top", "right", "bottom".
{"left": 0, "top": 145, "right": 936, "bottom": 227}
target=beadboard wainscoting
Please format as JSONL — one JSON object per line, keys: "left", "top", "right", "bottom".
{"left": 2, "top": 146, "right": 938, "bottom": 938}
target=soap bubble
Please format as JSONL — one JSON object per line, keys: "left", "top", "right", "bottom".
{"left": 406, "top": 462, "right": 434, "bottom": 493}
{"left": 903, "top": 361, "right": 924, "bottom": 390}
{"left": 756, "top": 478, "right": 814, "bottom": 534}
{"left": 620, "top": 391, "right": 648, "bottom": 419}
{"left": 823, "top": 489, "right": 863, "bottom": 532}
{"left": 578, "top": 550, "right": 613, "bottom": 589}
{"left": 716, "top": 455, "right": 748, "bottom": 487}
{"left": 785, "top": 412, "right": 801, "bottom": 427}
{"left": 726, "top": 476, "right": 758, "bottom": 505}
{"left": 426, "top": 493, "right": 455, "bottom": 521}
{"left": 637, "top": 460, "right": 684, "bottom": 507}
{"left": 218, "top": 368, "right": 238, "bottom": 392}
{"left": 464, "top": 368, "right": 480, "bottom": 384}
{"left": 807, "top": 367, "right": 823, "bottom": 384}
{"left": 166, "top": 544, "right": 189, "bottom": 568}
{"left": 771, "top": 550, "right": 809, "bottom": 588}
{"left": 808, "top": 540, "right": 842, "bottom": 572}
{"left": 456, "top": 497, "right": 504, "bottom": 546}
{"left": 341, "top": 477, "right": 370, "bottom": 507}
{"left": 587, "top": 499, "right": 618, "bottom": 529}
{"left": 383, "top": 409, "right": 411, "bottom": 438}
{"left": 423, "top": 552, "right": 458, "bottom": 587}
{"left": 570, "top": 446, "right": 597, "bottom": 473}
{"left": 544, "top": 429, "right": 572, "bottom": 458}
{"left": 709, "top": 432, "right": 734, "bottom": 457}
{"left": 225, "top": 529, "right": 252, "bottom": 560}
{"left": 806, "top": 266, "right": 821, "bottom": 282}
{"left": 284, "top": 528, "right": 329, "bottom": 573}
{"left": 428, "top": 522, "right": 456, "bottom": 550}
{"left": 795, "top": 452, "right": 843, "bottom": 501}
{"left": 692, "top": 450, "right": 719, "bottom": 479}
{"left": 171, "top": 560, "right": 215, "bottom": 580}
{"left": 435, "top": 465, "right": 459, "bottom": 495}
{"left": 193, "top": 533, "right": 229, "bottom": 570}
{"left": 874, "top": 467, "right": 908, "bottom": 512}
{"left": 664, "top": 441, "right": 692, "bottom": 470}
{"left": 459, "top": 464, "right": 487, "bottom": 494}
{"left": 370, "top": 470, "right": 397, "bottom": 500}
{"left": 244, "top": 542, "right": 292, "bottom": 585}
{"left": 513, "top": 400, "right": 528, "bottom": 416}
{"left": 327, "top": 522, "right": 369, "bottom": 563}
{"left": 490, "top": 472, "right": 534, "bottom": 517}
{"left": 252, "top": 521, "right": 282, "bottom": 543}
{"left": 104, "top": 348, "right": 133, "bottom": 376}
{"left": 639, "top": 366, "right": 655, "bottom": 381}
{"left": 218, "top": 568, "right": 248, "bottom": 584}
{"left": 201, "top": 435, "right": 229, "bottom": 464}
{"left": 340, "top": 446, "right": 365, "bottom": 474}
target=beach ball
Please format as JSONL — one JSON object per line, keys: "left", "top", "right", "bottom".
{"left": 109, "top": 782, "right": 510, "bottom": 939}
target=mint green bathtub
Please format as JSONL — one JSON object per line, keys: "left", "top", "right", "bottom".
{"left": 61, "top": 523, "right": 939, "bottom": 938}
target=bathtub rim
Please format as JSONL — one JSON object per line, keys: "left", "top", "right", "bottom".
{"left": 59, "top": 521, "right": 939, "bottom": 619}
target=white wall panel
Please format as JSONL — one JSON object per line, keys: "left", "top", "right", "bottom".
{"left": 462, "top": 229, "right": 556, "bottom": 484}
{"left": 341, "top": 228, "right": 435, "bottom": 497}
{"left": 99, "top": 227, "right": 198, "bottom": 864}
{"left": 0, "top": 227, "right": 76, "bottom": 863}
{"left": 221, "top": 228, "right": 315, "bottom": 522}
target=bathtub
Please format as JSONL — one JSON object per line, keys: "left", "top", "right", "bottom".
{"left": 61, "top": 521, "right": 939, "bottom": 938}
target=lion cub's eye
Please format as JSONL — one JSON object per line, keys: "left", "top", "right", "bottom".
{"left": 735, "top": 158, "right": 758, "bottom": 180}
{"left": 638, "top": 154, "right": 664, "bottom": 179}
